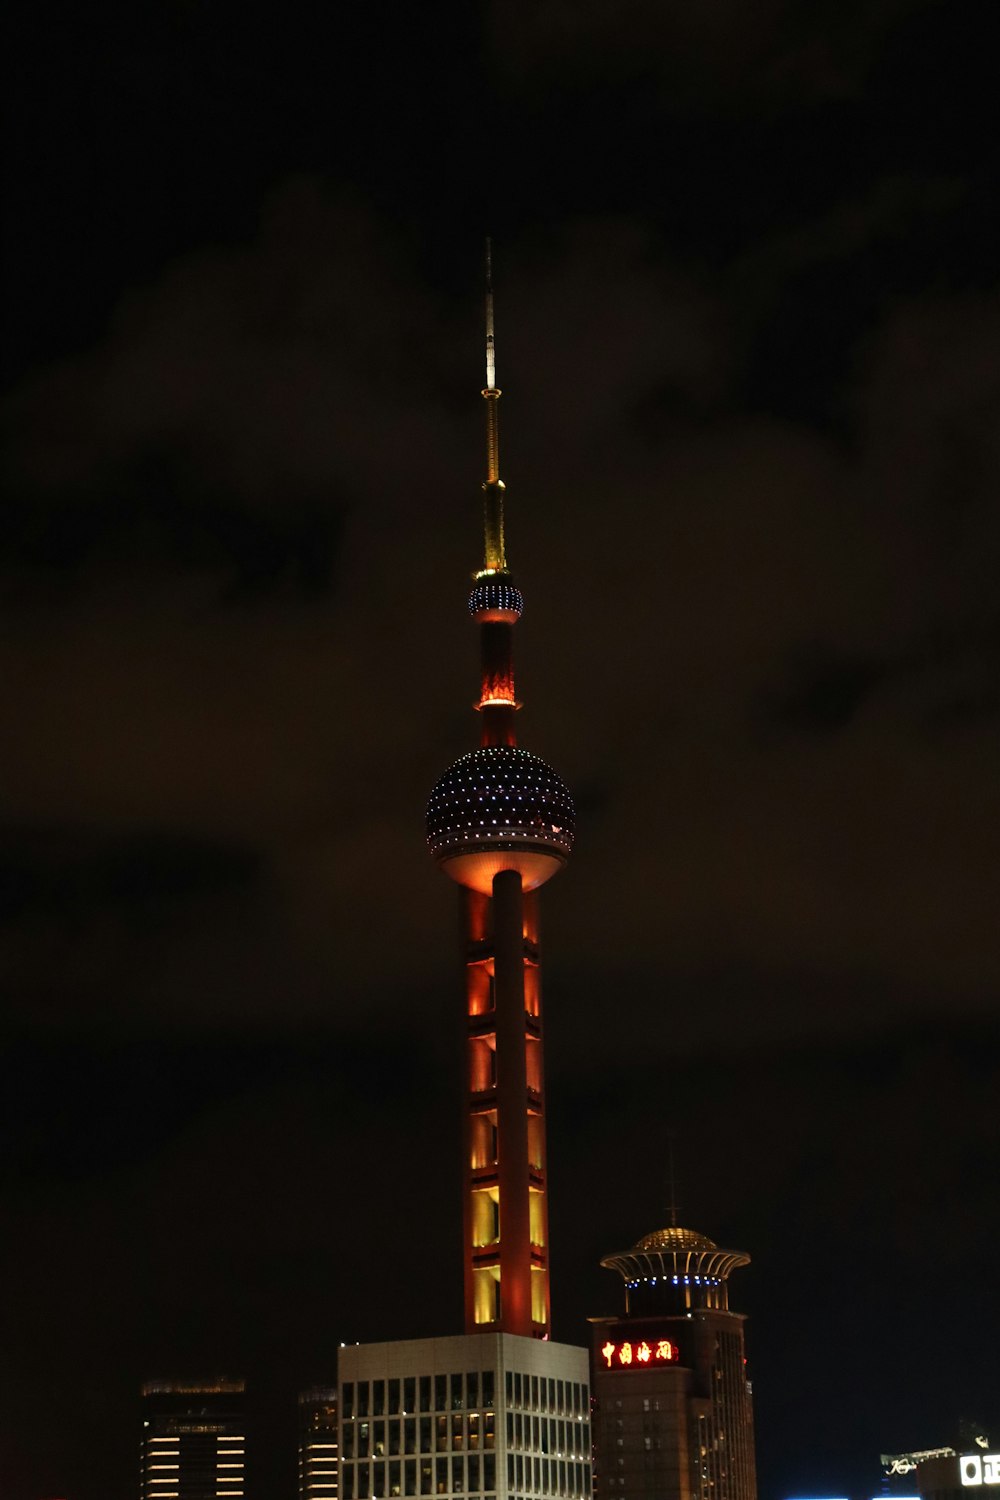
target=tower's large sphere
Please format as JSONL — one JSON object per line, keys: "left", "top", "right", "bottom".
{"left": 427, "top": 745, "right": 575, "bottom": 893}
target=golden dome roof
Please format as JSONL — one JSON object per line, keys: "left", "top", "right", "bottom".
{"left": 632, "top": 1226, "right": 718, "bottom": 1253}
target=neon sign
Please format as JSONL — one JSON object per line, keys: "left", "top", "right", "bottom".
{"left": 961, "top": 1455, "right": 1000, "bottom": 1487}
{"left": 882, "top": 1451, "right": 956, "bottom": 1477}
{"left": 600, "top": 1339, "right": 678, "bottom": 1369}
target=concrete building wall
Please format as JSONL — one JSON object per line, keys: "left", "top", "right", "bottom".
{"left": 591, "top": 1312, "right": 755, "bottom": 1500}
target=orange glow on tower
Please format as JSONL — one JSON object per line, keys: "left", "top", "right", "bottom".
{"left": 427, "top": 244, "right": 574, "bottom": 1339}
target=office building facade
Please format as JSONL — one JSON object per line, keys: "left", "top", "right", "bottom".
{"left": 300, "top": 1386, "right": 338, "bottom": 1500}
{"left": 140, "top": 1379, "right": 246, "bottom": 1500}
{"left": 339, "top": 1334, "right": 589, "bottom": 1500}
{"left": 916, "top": 1443, "right": 999, "bottom": 1500}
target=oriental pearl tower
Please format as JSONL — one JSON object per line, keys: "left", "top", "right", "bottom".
{"left": 427, "top": 245, "right": 574, "bottom": 1340}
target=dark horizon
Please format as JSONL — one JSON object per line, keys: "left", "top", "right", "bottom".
{"left": 5, "top": 1012, "right": 997, "bottom": 1495}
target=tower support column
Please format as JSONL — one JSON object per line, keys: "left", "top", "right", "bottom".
{"left": 493, "top": 868, "right": 533, "bottom": 1337}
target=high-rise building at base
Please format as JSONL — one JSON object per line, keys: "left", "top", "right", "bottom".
{"left": 339, "top": 1335, "right": 590, "bottom": 1500}
{"left": 590, "top": 1225, "right": 756, "bottom": 1500}
{"left": 299, "top": 1386, "right": 339, "bottom": 1500}
{"left": 139, "top": 1379, "right": 246, "bottom": 1500}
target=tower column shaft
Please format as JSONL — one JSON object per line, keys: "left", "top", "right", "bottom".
{"left": 479, "top": 619, "right": 517, "bottom": 747}
{"left": 493, "top": 868, "right": 534, "bottom": 1338}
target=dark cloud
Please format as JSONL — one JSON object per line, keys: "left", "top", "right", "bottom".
{"left": 1, "top": 826, "right": 256, "bottom": 917}
{"left": 5, "top": 185, "right": 457, "bottom": 504}
{"left": 3, "top": 193, "right": 999, "bottom": 1033}
{"left": 1, "top": 465, "right": 342, "bottom": 600}
{"left": 762, "top": 645, "right": 888, "bottom": 731}
{"left": 491, "top": 0, "right": 924, "bottom": 105}
{"left": 0, "top": 826, "right": 266, "bottom": 1028}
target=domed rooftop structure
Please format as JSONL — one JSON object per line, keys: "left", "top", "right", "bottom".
{"left": 633, "top": 1226, "right": 718, "bottom": 1253}
{"left": 427, "top": 744, "right": 575, "bottom": 895}
{"left": 601, "top": 1222, "right": 750, "bottom": 1315}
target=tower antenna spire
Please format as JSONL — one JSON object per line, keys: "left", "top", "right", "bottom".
{"left": 485, "top": 236, "right": 497, "bottom": 397}
{"left": 667, "top": 1131, "right": 679, "bottom": 1229}
{"left": 481, "top": 236, "right": 506, "bottom": 572}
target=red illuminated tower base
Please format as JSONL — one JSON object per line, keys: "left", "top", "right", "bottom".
{"left": 427, "top": 249, "right": 574, "bottom": 1339}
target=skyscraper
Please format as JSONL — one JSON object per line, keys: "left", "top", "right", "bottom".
{"left": 299, "top": 1386, "right": 338, "bottom": 1500}
{"left": 590, "top": 1222, "right": 756, "bottom": 1500}
{"left": 139, "top": 1379, "right": 246, "bottom": 1500}
{"left": 339, "top": 247, "right": 589, "bottom": 1500}
{"left": 339, "top": 1336, "right": 590, "bottom": 1500}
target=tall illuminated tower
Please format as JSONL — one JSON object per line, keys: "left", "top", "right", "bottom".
{"left": 427, "top": 244, "right": 575, "bottom": 1339}
{"left": 337, "top": 247, "right": 590, "bottom": 1500}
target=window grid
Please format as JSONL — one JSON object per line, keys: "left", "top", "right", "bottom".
{"left": 342, "top": 1371, "right": 590, "bottom": 1500}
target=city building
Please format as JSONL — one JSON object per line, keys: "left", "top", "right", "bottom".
{"left": 339, "top": 1335, "right": 589, "bottom": 1500}
{"left": 299, "top": 1386, "right": 338, "bottom": 1500}
{"left": 883, "top": 1449, "right": 958, "bottom": 1493}
{"left": 139, "top": 1379, "right": 246, "bottom": 1500}
{"left": 917, "top": 1448, "right": 1000, "bottom": 1500}
{"left": 881, "top": 1425, "right": 995, "bottom": 1500}
{"left": 590, "top": 1221, "right": 756, "bottom": 1500}
{"left": 338, "top": 249, "right": 590, "bottom": 1500}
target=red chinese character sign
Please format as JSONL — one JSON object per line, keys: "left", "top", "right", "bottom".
{"left": 600, "top": 1338, "right": 678, "bottom": 1369}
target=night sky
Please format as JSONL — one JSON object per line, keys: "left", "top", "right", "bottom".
{"left": 3, "top": 1, "right": 999, "bottom": 1496}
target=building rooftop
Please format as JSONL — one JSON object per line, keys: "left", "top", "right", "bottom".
{"left": 632, "top": 1226, "right": 719, "bottom": 1253}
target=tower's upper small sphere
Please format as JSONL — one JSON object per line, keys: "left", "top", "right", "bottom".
{"left": 469, "top": 578, "right": 524, "bottom": 623}
{"left": 427, "top": 745, "right": 574, "bottom": 893}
